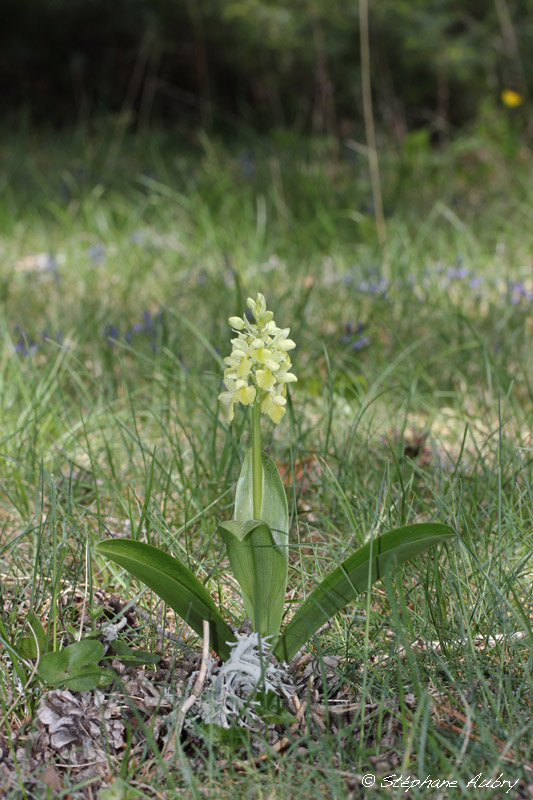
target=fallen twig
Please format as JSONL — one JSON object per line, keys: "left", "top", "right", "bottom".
{"left": 163, "top": 619, "right": 210, "bottom": 759}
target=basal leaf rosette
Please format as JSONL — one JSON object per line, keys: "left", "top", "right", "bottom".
{"left": 218, "top": 293, "right": 297, "bottom": 424}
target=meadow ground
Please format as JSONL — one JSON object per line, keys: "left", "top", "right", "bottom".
{"left": 0, "top": 121, "right": 532, "bottom": 798}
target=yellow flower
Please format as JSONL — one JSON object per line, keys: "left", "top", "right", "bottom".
{"left": 235, "top": 385, "right": 257, "bottom": 405}
{"left": 256, "top": 369, "right": 276, "bottom": 391}
{"left": 254, "top": 348, "right": 272, "bottom": 364}
{"left": 261, "top": 393, "right": 285, "bottom": 424}
{"left": 501, "top": 89, "right": 524, "bottom": 108}
{"left": 219, "top": 293, "right": 297, "bottom": 423}
{"left": 237, "top": 357, "right": 253, "bottom": 378}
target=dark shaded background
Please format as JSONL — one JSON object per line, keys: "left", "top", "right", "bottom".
{"left": 0, "top": 0, "right": 531, "bottom": 135}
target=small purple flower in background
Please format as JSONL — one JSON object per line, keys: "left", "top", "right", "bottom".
{"left": 509, "top": 281, "right": 527, "bottom": 305}
{"left": 87, "top": 243, "right": 106, "bottom": 266}
{"left": 354, "top": 266, "right": 388, "bottom": 296}
{"left": 340, "top": 322, "right": 370, "bottom": 351}
{"left": 132, "top": 311, "right": 153, "bottom": 334}
{"left": 104, "top": 324, "right": 119, "bottom": 346}
{"left": 371, "top": 280, "right": 387, "bottom": 295}
{"left": 352, "top": 334, "right": 370, "bottom": 350}
{"left": 126, "top": 310, "right": 154, "bottom": 344}
{"left": 447, "top": 255, "right": 468, "bottom": 281}
{"left": 469, "top": 276, "right": 482, "bottom": 290}
{"left": 115, "top": 309, "right": 163, "bottom": 352}
{"left": 340, "top": 322, "right": 363, "bottom": 344}
{"left": 141, "top": 310, "right": 156, "bottom": 333}
{"left": 14, "top": 339, "right": 27, "bottom": 355}
{"left": 13, "top": 328, "right": 38, "bottom": 357}
{"left": 142, "top": 310, "right": 154, "bottom": 330}
{"left": 447, "top": 266, "right": 468, "bottom": 280}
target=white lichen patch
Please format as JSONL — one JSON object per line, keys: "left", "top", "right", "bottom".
{"left": 190, "top": 633, "right": 295, "bottom": 730}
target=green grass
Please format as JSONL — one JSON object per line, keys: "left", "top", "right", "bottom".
{"left": 0, "top": 120, "right": 532, "bottom": 799}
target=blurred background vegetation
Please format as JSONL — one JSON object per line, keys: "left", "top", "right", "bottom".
{"left": 1, "top": 0, "right": 531, "bottom": 138}
{"left": 1, "top": 6, "right": 532, "bottom": 795}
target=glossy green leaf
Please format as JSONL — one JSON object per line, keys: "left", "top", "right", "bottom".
{"left": 38, "top": 640, "right": 113, "bottom": 691}
{"left": 218, "top": 520, "right": 287, "bottom": 638}
{"left": 96, "top": 539, "right": 235, "bottom": 660}
{"left": 225, "top": 449, "right": 289, "bottom": 639}
{"left": 274, "top": 523, "right": 454, "bottom": 662}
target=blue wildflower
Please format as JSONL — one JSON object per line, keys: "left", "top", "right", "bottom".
{"left": 447, "top": 266, "right": 468, "bottom": 280}
{"left": 14, "top": 331, "right": 38, "bottom": 357}
{"left": 142, "top": 310, "right": 153, "bottom": 330}
{"left": 87, "top": 243, "right": 106, "bottom": 266}
{"left": 340, "top": 322, "right": 364, "bottom": 344}
{"left": 352, "top": 335, "right": 370, "bottom": 351}
{"left": 340, "top": 323, "right": 370, "bottom": 351}
{"left": 104, "top": 324, "right": 119, "bottom": 346}
{"left": 509, "top": 281, "right": 528, "bottom": 305}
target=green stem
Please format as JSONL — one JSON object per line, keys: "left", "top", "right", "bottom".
{"left": 252, "top": 399, "right": 262, "bottom": 518}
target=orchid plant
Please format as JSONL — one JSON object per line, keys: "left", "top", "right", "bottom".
{"left": 96, "top": 293, "right": 453, "bottom": 664}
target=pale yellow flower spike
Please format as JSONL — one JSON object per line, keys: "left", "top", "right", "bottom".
{"left": 219, "top": 293, "right": 297, "bottom": 423}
